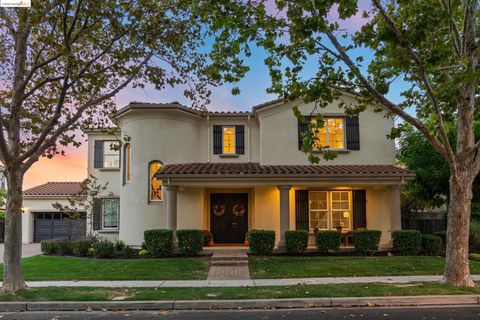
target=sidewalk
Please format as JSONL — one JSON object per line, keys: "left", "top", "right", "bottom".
{"left": 14, "top": 274, "right": 480, "bottom": 288}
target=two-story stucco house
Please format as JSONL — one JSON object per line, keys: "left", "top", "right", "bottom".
{"left": 85, "top": 92, "right": 414, "bottom": 249}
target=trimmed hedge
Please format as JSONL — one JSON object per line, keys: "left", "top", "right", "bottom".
{"left": 249, "top": 229, "right": 276, "bottom": 255}
{"left": 123, "top": 245, "right": 136, "bottom": 259}
{"left": 285, "top": 230, "right": 309, "bottom": 253}
{"left": 422, "top": 234, "right": 442, "bottom": 256}
{"left": 40, "top": 240, "right": 58, "bottom": 255}
{"left": 144, "top": 229, "right": 172, "bottom": 257}
{"left": 392, "top": 230, "right": 422, "bottom": 255}
{"left": 72, "top": 240, "right": 92, "bottom": 257}
{"left": 93, "top": 240, "right": 114, "bottom": 258}
{"left": 57, "top": 240, "right": 73, "bottom": 256}
{"left": 353, "top": 230, "right": 381, "bottom": 255}
{"left": 433, "top": 231, "right": 447, "bottom": 245}
{"left": 316, "top": 231, "right": 341, "bottom": 253}
{"left": 176, "top": 229, "right": 204, "bottom": 256}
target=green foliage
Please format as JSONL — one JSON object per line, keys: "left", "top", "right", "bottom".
{"left": 93, "top": 241, "right": 115, "bottom": 259}
{"left": 285, "top": 230, "right": 309, "bottom": 253}
{"left": 469, "top": 253, "right": 480, "bottom": 261}
{"left": 114, "top": 240, "right": 126, "bottom": 252}
{"left": 316, "top": 231, "right": 341, "bottom": 254}
{"left": 392, "top": 230, "right": 423, "bottom": 255}
{"left": 176, "top": 229, "right": 204, "bottom": 257}
{"left": 144, "top": 229, "right": 172, "bottom": 257}
{"left": 470, "top": 220, "right": 480, "bottom": 251}
{"left": 353, "top": 230, "right": 382, "bottom": 255}
{"left": 422, "top": 234, "right": 442, "bottom": 256}
{"left": 40, "top": 240, "right": 58, "bottom": 255}
{"left": 56, "top": 240, "right": 74, "bottom": 256}
{"left": 434, "top": 231, "right": 447, "bottom": 246}
{"left": 72, "top": 240, "right": 92, "bottom": 257}
{"left": 123, "top": 246, "right": 136, "bottom": 259}
{"left": 249, "top": 230, "right": 276, "bottom": 255}
{"left": 203, "top": 230, "right": 213, "bottom": 246}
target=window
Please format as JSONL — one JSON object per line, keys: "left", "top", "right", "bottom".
{"left": 123, "top": 144, "right": 131, "bottom": 183}
{"left": 312, "top": 117, "right": 344, "bottom": 149}
{"left": 309, "top": 191, "right": 351, "bottom": 230}
{"left": 149, "top": 161, "right": 163, "bottom": 201}
{"left": 103, "top": 141, "right": 120, "bottom": 168}
{"left": 102, "top": 198, "right": 119, "bottom": 229}
{"left": 223, "top": 126, "right": 235, "bottom": 154}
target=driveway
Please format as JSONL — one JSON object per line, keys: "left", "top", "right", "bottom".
{"left": 0, "top": 243, "right": 41, "bottom": 262}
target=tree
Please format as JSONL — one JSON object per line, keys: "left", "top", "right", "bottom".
{"left": 0, "top": 0, "right": 245, "bottom": 293}
{"left": 205, "top": 1, "right": 480, "bottom": 286}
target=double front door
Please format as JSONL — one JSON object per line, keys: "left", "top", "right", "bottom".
{"left": 210, "top": 193, "right": 248, "bottom": 244}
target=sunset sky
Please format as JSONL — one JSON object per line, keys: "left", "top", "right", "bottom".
{"left": 24, "top": 1, "right": 407, "bottom": 190}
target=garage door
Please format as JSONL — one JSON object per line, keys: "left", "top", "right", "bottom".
{"left": 34, "top": 212, "right": 86, "bottom": 243}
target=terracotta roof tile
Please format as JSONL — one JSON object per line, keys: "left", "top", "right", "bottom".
{"left": 23, "top": 182, "right": 83, "bottom": 196}
{"left": 158, "top": 162, "right": 414, "bottom": 178}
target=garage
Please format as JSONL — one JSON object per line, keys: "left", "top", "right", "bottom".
{"left": 33, "top": 212, "right": 86, "bottom": 243}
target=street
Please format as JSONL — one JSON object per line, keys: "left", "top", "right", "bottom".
{"left": 1, "top": 305, "right": 480, "bottom": 319}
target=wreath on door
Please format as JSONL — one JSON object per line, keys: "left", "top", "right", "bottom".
{"left": 232, "top": 203, "right": 246, "bottom": 217}
{"left": 213, "top": 204, "right": 226, "bottom": 217}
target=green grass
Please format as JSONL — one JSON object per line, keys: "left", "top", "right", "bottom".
{"left": 2, "top": 256, "right": 210, "bottom": 280}
{"left": 249, "top": 256, "right": 480, "bottom": 279}
{"left": 0, "top": 282, "right": 479, "bottom": 301}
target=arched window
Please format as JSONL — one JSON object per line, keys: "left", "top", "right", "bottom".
{"left": 149, "top": 161, "right": 163, "bottom": 201}
{"left": 123, "top": 144, "right": 131, "bottom": 183}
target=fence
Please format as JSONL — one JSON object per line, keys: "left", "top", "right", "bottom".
{"left": 401, "top": 212, "right": 446, "bottom": 234}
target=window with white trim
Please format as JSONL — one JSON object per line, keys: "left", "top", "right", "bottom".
{"left": 309, "top": 191, "right": 351, "bottom": 230}
{"left": 102, "top": 198, "right": 119, "bottom": 229}
{"left": 312, "top": 117, "right": 345, "bottom": 149}
{"left": 103, "top": 141, "right": 120, "bottom": 168}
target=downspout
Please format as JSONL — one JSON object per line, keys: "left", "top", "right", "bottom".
{"left": 207, "top": 116, "right": 210, "bottom": 163}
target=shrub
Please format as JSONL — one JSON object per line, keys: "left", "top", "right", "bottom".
{"left": 203, "top": 230, "right": 213, "bottom": 246}
{"left": 470, "top": 220, "right": 480, "bottom": 251}
{"left": 115, "top": 240, "right": 126, "bottom": 252}
{"left": 123, "top": 245, "right": 136, "bottom": 259}
{"left": 93, "top": 240, "right": 114, "bottom": 258}
{"left": 316, "top": 231, "right": 341, "bottom": 253}
{"left": 353, "top": 230, "right": 382, "bottom": 255}
{"left": 40, "top": 240, "right": 58, "bottom": 255}
{"left": 285, "top": 230, "right": 309, "bottom": 253}
{"left": 433, "top": 231, "right": 447, "bottom": 246}
{"left": 144, "top": 229, "right": 172, "bottom": 257}
{"left": 72, "top": 240, "right": 92, "bottom": 257}
{"left": 139, "top": 249, "right": 149, "bottom": 256}
{"left": 470, "top": 253, "right": 480, "bottom": 261}
{"left": 249, "top": 230, "right": 276, "bottom": 255}
{"left": 422, "top": 234, "right": 442, "bottom": 256}
{"left": 56, "top": 240, "right": 73, "bottom": 256}
{"left": 176, "top": 229, "right": 204, "bottom": 256}
{"left": 392, "top": 230, "right": 423, "bottom": 255}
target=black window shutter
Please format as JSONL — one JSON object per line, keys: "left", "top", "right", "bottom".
{"left": 213, "top": 125, "right": 222, "bottom": 154}
{"left": 92, "top": 198, "right": 102, "bottom": 230}
{"left": 235, "top": 125, "right": 245, "bottom": 154}
{"left": 346, "top": 116, "right": 360, "bottom": 150}
{"left": 295, "top": 190, "right": 309, "bottom": 230}
{"left": 94, "top": 140, "right": 104, "bottom": 168}
{"left": 353, "top": 190, "right": 367, "bottom": 229}
{"left": 297, "top": 116, "right": 311, "bottom": 150}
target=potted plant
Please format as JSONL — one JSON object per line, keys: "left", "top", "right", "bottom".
{"left": 244, "top": 231, "right": 250, "bottom": 246}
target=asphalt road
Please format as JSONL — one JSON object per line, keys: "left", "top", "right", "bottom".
{"left": 2, "top": 305, "right": 480, "bottom": 320}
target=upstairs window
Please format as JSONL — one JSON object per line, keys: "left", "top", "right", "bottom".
{"left": 103, "top": 141, "right": 120, "bottom": 168}
{"left": 213, "top": 125, "right": 245, "bottom": 155}
{"left": 223, "top": 126, "right": 235, "bottom": 154}
{"left": 312, "top": 118, "right": 344, "bottom": 149}
{"left": 149, "top": 161, "right": 163, "bottom": 201}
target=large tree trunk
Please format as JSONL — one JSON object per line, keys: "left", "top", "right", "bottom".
{"left": 1, "top": 168, "right": 27, "bottom": 293}
{"left": 443, "top": 168, "right": 475, "bottom": 287}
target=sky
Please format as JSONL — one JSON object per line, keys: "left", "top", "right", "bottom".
{"left": 23, "top": 0, "right": 406, "bottom": 190}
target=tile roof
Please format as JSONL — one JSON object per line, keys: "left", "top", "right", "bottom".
{"left": 23, "top": 182, "right": 84, "bottom": 197}
{"left": 157, "top": 162, "right": 414, "bottom": 178}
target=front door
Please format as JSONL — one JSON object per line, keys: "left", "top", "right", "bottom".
{"left": 210, "top": 193, "right": 248, "bottom": 244}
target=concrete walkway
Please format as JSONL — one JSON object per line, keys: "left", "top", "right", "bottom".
{"left": 10, "top": 275, "right": 480, "bottom": 288}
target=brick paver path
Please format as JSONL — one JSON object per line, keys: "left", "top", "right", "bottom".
{"left": 207, "top": 250, "right": 250, "bottom": 280}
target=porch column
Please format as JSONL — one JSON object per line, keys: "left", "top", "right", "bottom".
{"left": 390, "top": 186, "right": 402, "bottom": 233}
{"left": 277, "top": 185, "right": 292, "bottom": 249}
{"left": 165, "top": 185, "right": 178, "bottom": 246}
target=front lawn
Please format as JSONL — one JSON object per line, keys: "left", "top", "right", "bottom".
{"left": 249, "top": 256, "right": 480, "bottom": 279}
{"left": 2, "top": 256, "right": 210, "bottom": 281}
{"left": 0, "top": 282, "right": 479, "bottom": 301}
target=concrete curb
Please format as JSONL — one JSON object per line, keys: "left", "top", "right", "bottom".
{"left": 1, "top": 295, "right": 479, "bottom": 311}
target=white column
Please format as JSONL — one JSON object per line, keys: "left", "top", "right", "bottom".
{"left": 277, "top": 185, "right": 292, "bottom": 249}
{"left": 390, "top": 186, "right": 402, "bottom": 232}
{"left": 165, "top": 185, "right": 178, "bottom": 246}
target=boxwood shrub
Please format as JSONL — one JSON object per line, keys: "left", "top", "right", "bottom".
{"left": 123, "top": 245, "right": 136, "bottom": 259}
{"left": 40, "top": 240, "right": 58, "bottom": 255}
{"left": 422, "top": 234, "right": 442, "bottom": 256}
{"left": 433, "top": 231, "right": 447, "bottom": 245}
{"left": 392, "top": 230, "right": 423, "bottom": 255}
{"left": 72, "top": 239, "right": 92, "bottom": 257}
{"left": 249, "top": 229, "right": 276, "bottom": 255}
{"left": 203, "top": 230, "right": 213, "bottom": 246}
{"left": 285, "top": 230, "right": 309, "bottom": 253}
{"left": 316, "top": 230, "right": 341, "bottom": 253}
{"left": 176, "top": 229, "right": 204, "bottom": 256}
{"left": 93, "top": 240, "right": 115, "bottom": 258}
{"left": 353, "top": 230, "right": 382, "bottom": 255}
{"left": 144, "top": 229, "right": 173, "bottom": 257}
{"left": 56, "top": 240, "right": 73, "bottom": 256}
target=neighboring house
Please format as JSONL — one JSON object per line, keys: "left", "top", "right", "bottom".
{"left": 0, "top": 165, "right": 7, "bottom": 192}
{"left": 87, "top": 93, "right": 414, "bottom": 249}
{"left": 22, "top": 182, "right": 86, "bottom": 243}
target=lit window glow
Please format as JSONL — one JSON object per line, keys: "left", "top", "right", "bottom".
{"left": 223, "top": 126, "right": 235, "bottom": 154}
{"left": 103, "top": 141, "right": 120, "bottom": 168}
{"left": 312, "top": 118, "right": 344, "bottom": 149}
{"left": 309, "top": 191, "right": 351, "bottom": 230}
{"left": 149, "top": 161, "right": 163, "bottom": 201}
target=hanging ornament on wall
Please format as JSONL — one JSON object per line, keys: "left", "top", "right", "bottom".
{"left": 213, "top": 204, "right": 226, "bottom": 217}
{"left": 232, "top": 203, "right": 246, "bottom": 217}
